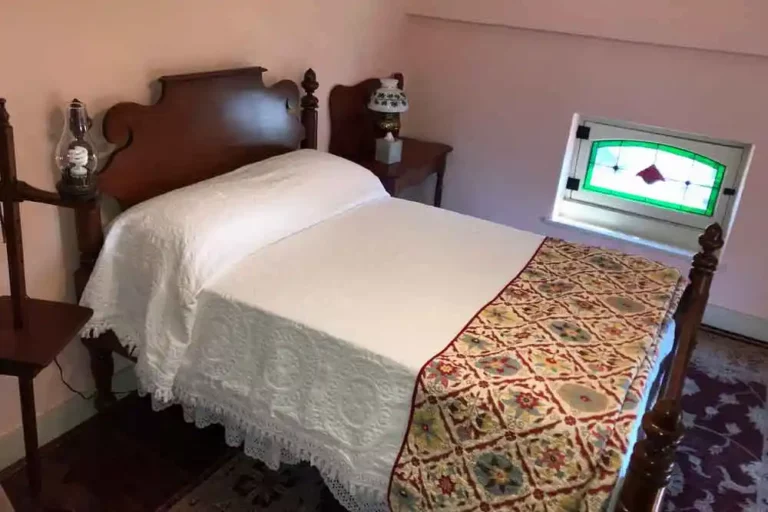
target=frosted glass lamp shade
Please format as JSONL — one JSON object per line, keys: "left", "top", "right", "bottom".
{"left": 54, "top": 99, "right": 98, "bottom": 199}
{"left": 368, "top": 78, "right": 408, "bottom": 113}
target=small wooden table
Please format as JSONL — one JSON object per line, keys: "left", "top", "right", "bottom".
{"left": 0, "top": 298, "right": 92, "bottom": 501}
{"left": 328, "top": 75, "right": 453, "bottom": 207}
{"left": 358, "top": 138, "right": 453, "bottom": 207}
{"left": 0, "top": 99, "right": 94, "bottom": 510}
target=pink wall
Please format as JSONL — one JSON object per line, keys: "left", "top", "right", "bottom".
{"left": 402, "top": 15, "right": 768, "bottom": 320}
{"left": 408, "top": 0, "right": 768, "bottom": 57}
{"left": 0, "top": 0, "right": 404, "bottom": 442}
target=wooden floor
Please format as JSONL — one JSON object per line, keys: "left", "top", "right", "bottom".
{"left": 0, "top": 394, "right": 235, "bottom": 512}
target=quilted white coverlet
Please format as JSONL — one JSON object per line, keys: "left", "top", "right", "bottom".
{"left": 171, "top": 199, "right": 547, "bottom": 511}
{"left": 80, "top": 150, "right": 388, "bottom": 401}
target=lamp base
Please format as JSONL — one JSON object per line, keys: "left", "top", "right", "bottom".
{"left": 375, "top": 136, "right": 403, "bottom": 164}
{"left": 375, "top": 113, "right": 401, "bottom": 138}
{"left": 56, "top": 180, "right": 97, "bottom": 202}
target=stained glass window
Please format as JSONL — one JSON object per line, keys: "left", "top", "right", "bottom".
{"left": 582, "top": 140, "right": 726, "bottom": 217}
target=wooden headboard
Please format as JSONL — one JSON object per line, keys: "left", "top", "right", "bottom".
{"left": 100, "top": 66, "right": 318, "bottom": 208}
{"left": 73, "top": 66, "right": 319, "bottom": 295}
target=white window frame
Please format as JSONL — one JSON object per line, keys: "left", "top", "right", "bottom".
{"left": 551, "top": 116, "right": 752, "bottom": 255}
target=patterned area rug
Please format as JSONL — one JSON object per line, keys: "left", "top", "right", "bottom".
{"left": 166, "top": 457, "right": 345, "bottom": 512}
{"left": 665, "top": 330, "right": 768, "bottom": 511}
{"left": 167, "top": 330, "right": 767, "bottom": 512}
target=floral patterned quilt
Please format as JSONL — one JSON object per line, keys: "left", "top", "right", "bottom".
{"left": 388, "top": 238, "right": 685, "bottom": 511}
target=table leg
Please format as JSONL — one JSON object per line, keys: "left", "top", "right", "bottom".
{"left": 434, "top": 169, "right": 445, "bottom": 208}
{"left": 18, "top": 376, "right": 42, "bottom": 501}
{"left": 87, "top": 342, "right": 116, "bottom": 412}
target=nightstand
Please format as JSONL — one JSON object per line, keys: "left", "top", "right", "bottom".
{"left": 328, "top": 75, "right": 453, "bottom": 207}
{"left": 358, "top": 138, "right": 453, "bottom": 207}
{"left": 0, "top": 99, "right": 94, "bottom": 510}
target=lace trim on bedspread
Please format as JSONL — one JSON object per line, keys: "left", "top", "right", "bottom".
{"left": 135, "top": 376, "right": 390, "bottom": 512}
{"left": 91, "top": 291, "right": 412, "bottom": 512}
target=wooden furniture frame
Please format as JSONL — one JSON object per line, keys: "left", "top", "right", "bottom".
{"left": 74, "top": 67, "right": 720, "bottom": 512}
{"left": 356, "top": 138, "right": 452, "bottom": 207}
{"left": 0, "top": 100, "right": 94, "bottom": 508}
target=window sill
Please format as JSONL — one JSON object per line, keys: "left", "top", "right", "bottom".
{"left": 543, "top": 214, "right": 696, "bottom": 259}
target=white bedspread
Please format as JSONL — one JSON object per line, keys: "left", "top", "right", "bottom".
{"left": 173, "top": 198, "right": 544, "bottom": 510}
{"left": 170, "top": 199, "right": 674, "bottom": 511}
{"left": 80, "top": 150, "right": 388, "bottom": 401}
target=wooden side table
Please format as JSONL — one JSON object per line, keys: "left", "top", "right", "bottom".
{"left": 358, "top": 138, "right": 453, "bottom": 207}
{"left": 329, "top": 75, "right": 453, "bottom": 207}
{"left": 0, "top": 99, "right": 94, "bottom": 510}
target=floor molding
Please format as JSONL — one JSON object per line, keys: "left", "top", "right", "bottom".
{"left": 0, "top": 365, "right": 136, "bottom": 473}
{"left": 703, "top": 304, "right": 768, "bottom": 344}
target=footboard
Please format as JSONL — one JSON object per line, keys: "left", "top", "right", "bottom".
{"left": 616, "top": 223, "right": 723, "bottom": 511}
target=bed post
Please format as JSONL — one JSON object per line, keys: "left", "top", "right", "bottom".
{"left": 74, "top": 200, "right": 118, "bottom": 411}
{"left": 73, "top": 200, "right": 102, "bottom": 298}
{"left": 616, "top": 223, "right": 723, "bottom": 511}
{"left": 300, "top": 68, "right": 319, "bottom": 150}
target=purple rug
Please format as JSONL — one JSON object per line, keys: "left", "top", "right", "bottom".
{"left": 665, "top": 330, "right": 768, "bottom": 511}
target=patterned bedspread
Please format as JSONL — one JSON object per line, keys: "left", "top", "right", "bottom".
{"left": 388, "top": 238, "right": 685, "bottom": 511}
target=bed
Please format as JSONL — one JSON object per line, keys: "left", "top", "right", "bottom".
{"left": 73, "top": 66, "right": 723, "bottom": 512}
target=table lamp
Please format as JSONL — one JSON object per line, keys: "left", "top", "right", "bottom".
{"left": 54, "top": 99, "right": 98, "bottom": 200}
{"left": 368, "top": 78, "right": 408, "bottom": 164}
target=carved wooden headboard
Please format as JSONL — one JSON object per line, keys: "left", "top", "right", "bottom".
{"left": 73, "top": 66, "right": 319, "bottom": 295}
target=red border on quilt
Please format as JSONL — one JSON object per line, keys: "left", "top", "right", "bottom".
{"left": 386, "top": 237, "right": 548, "bottom": 509}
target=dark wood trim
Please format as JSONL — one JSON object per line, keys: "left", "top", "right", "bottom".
{"left": 74, "top": 200, "right": 103, "bottom": 299}
{"left": 0, "top": 99, "right": 27, "bottom": 327}
{"left": 81, "top": 330, "right": 135, "bottom": 411}
{"left": 158, "top": 66, "right": 268, "bottom": 82}
{"left": 84, "top": 338, "right": 118, "bottom": 411}
{"left": 18, "top": 376, "right": 41, "bottom": 499}
{"left": 353, "top": 138, "right": 452, "bottom": 204}
{"left": 0, "top": 100, "right": 94, "bottom": 510}
{"left": 3, "top": 180, "right": 95, "bottom": 209}
{"left": 618, "top": 223, "right": 723, "bottom": 511}
{"left": 97, "top": 67, "right": 315, "bottom": 209}
{"left": 434, "top": 161, "right": 446, "bottom": 208}
{"left": 300, "top": 68, "right": 319, "bottom": 150}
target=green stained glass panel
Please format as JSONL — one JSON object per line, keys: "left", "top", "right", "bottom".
{"left": 582, "top": 140, "right": 725, "bottom": 217}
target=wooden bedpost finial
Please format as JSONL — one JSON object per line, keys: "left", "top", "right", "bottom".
{"left": 692, "top": 223, "right": 723, "bottom": 276}
{"left": 300, "top": 69, "right": 319, "bottom": 150}
{"left": 301, "top": 68, "right": 319, "bottom": 109}
{"left": 638, "top": 399, "right": 684, "bottom": 474}
{"left": 620, "top": 223, "right": 723, "bottom": 511}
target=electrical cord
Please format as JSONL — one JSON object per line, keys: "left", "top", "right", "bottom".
{"left": 54, "top": 357, "right": 136, "bottom": 400}
{"left": 54, "top": 357, "right": 93, "bottom": 400}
